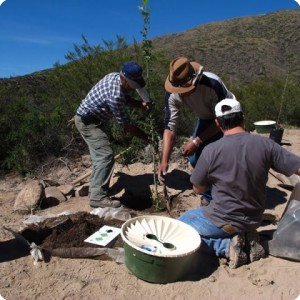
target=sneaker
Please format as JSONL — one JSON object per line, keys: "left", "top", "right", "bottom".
{"left": 245, "top": 230, "right": 266, "bottom": 262}
{"left": 228, "top": 233, "right": 247, "bottom": 269}
{"left": 90, "top": 197, "right": 121, "bottom": 208}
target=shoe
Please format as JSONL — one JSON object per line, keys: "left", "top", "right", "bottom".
{"left": 228, "top": 233, "right": 247, "bottom": 269}
{"left": 90, "top": 197, "right": 121, "bottom": 208}
{"left": 245, "top": 230, "right": 266, "bottom": 262}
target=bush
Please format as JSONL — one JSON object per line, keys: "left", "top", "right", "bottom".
{"left": 0, "top": 36, "right": 299, "bottom": 174}
{"left": 234, "top": 77, "right": 300, "bottom": 131}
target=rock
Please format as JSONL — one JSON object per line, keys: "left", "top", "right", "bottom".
{"left": 40, "top": 179, "right": 61, "bottom": 188}
{"left": 57, "top": 184, "right": 74, "bottom": 197}
{"left": 13, "top": 180, "right": 45, "bottom": 213}
{"left": 45, "top": 186, "right": 67, "bottom": 206}
{"left": 81, "top": 155, "right": 92, "bottom": 168}
{"left": 75, "top": 183, "right": 89, "bottom": 197}
{"left": 288, "top": 174, "right": 300, "bottom": 187}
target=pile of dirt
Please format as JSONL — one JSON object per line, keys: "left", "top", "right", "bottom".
{"left": 20, "top": 212, "right": 125, "bottom": 251}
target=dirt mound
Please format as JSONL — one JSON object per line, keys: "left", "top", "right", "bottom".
{"left": 20, "top": 212, "right": 124, "bottom": 252}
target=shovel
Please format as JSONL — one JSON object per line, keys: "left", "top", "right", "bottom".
{"left": 162, "top": 175, "right": 172, "bottom": 212}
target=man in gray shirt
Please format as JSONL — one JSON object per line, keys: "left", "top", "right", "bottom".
{"left": 179, "top": 98, "right": 300, "bottom": 268}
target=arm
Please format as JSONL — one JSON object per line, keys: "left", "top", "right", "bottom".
{"left": 182, "top": 121, "right": 221, "bottom": 157}
{"left": 158, "top": 129, "right": 176, "bottom": 181}
{"left": 280, "top": 167, "right": 300, "bottom": 218}
{"left": 158, "top": 92, "right": 180, "bottom": 181}
{"left": 190, "top": 151, "right": 210, "bottom": 195}
{"left": 193, "top": 183, "right": 209, "bottom": 195}
{"left": 126, "top": 98, "right": 150, "bottom": 112}
{"left": 181, "top": 73, "right": 227, "bottom": 156}
{"left": 199, "top": 120, "right": 221, "bottom": 141}
{"left": 109, "top": 94, "right": 149, "bottom": 139}
{"left": 124, "top": 124, "right": 150, "bottom": 143}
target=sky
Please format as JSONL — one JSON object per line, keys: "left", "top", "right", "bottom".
{"left": 0, "top": 0, "right": 299, "bottom": 78}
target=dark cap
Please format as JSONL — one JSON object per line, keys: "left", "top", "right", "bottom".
{"left": 121, "top": 61, "right": 145, "bottom": 89}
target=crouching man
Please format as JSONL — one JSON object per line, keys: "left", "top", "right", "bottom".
{"left": 179, "top": 98, "right": 300, "bottom": 268}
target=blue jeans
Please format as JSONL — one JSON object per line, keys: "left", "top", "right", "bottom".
{"left": 188, "top": 118, "right": 223, "bottom": 168}
{"left": 188, "top": 119, "right": 222, "bottom": 201}
{"left": 179, "top": 207, "right": 230, "bottom": 258}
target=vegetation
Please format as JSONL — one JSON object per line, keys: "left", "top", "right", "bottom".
{"left": 235, "top": 77, "right": 300, "bottom": 131}
{"left": 138, "top": 0, "right": 164, "bottom": 209}
{"left": 0, "top": 10, "right": 299, "bottom": 174}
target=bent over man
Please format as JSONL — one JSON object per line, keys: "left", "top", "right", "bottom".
{"left": 158, "top": 57, "right": 235, "bottom": 192}
{"left": 75, "top": 62, "right": 151, "bottom": 208}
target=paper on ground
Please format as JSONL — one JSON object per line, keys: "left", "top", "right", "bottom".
{"left": 84, "top": 225, "right": 121, "bottom": 246}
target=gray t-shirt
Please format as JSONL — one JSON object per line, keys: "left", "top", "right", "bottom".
{"left": 191, "top": 132, "right": 300, "bottom": 232}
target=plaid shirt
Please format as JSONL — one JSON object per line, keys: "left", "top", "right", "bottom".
{"left": 77, "top": 72, "right": 132, "bottom": 126}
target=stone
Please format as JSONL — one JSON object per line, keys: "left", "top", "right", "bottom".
{"left": 45, "top": 186, "right": 67, "bottom": 205}
{"left": 14, "top": 180, "right": 44, "bottom": 213}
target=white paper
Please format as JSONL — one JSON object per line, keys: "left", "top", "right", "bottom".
{"left": 84, "top": 225, "right": 121, "bottom": 246}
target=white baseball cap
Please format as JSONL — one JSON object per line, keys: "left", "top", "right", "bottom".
{"left": 215, "top": 98, "right": 242, "bottom": 117}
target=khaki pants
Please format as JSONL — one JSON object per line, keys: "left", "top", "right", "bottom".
{"left": 75, "top": 115, "right": 114, "bottom": 200}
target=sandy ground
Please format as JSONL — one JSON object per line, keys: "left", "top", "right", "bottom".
{"left": 0, "top": 128, "right": 300, "bottom": 300}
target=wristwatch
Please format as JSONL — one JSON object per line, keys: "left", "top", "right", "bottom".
{"left": 192, "top": 138, "right": 201, "bottom": 147}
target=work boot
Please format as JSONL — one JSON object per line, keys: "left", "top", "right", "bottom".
{"left": 228, "top": 233, "right": 247, "bottom": 269}
{"left": 245, "top": 230, "right": 266, "bottom": 262}
{"left": 90, "top": 197, "right": 121, "bottom": 208}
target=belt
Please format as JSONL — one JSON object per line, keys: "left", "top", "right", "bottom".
{"left": 221, "top": 224, "right": 236, "bottom": 235}
{"left": 77, "top": 113, "right": 101, "bottom": 125}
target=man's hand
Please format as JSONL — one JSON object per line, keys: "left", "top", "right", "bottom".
{"left": 182, "top": 140, "right": 198, "bottom": 157}
{"left": 142, "top": 101, "right": 154, "bottom": 113}
{"left": 147, "top": 101, "right": 154, "bottom": 112}
{"left": 67, "top": 117, "right": 75, "bottom": 129}
{"left": 158, "top": 163, "right": 168, "bottom": 184}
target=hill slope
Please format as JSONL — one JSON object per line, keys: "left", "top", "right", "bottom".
{"left": 152, "top": 9, "right": 300, "bottom": 83}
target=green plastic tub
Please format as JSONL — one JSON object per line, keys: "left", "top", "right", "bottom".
{"left": 122, "top": 242, "right": 198, "bottom": 283}
{"left": 121, "top": 215, "right": 201, "bottom": 284}
{"left": 254, "top": 120, "right": 276, "bottom": 134}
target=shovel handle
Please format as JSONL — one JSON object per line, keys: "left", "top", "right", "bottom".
{"left": 72, "top": 147, "right": 132, "bottom": 185}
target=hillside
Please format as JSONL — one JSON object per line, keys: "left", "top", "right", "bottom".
{"left": 152, "top": 9, "right": 300, "bottom": 83}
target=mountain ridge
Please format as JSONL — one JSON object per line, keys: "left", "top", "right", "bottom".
{"left": 152, "top": 9, "right": 300, "bottom": 83}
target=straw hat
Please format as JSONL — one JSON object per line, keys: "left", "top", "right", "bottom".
{"left": 165, "top": 57, "right": 203, "bottom": 94}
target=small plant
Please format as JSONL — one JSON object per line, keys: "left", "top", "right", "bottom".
{"left": 138, "top": 0, "right": 163, "bottom": 210}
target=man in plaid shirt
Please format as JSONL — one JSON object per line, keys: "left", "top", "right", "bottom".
{"left": 75, "top": 62, "right": 151, "bottom": 208}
